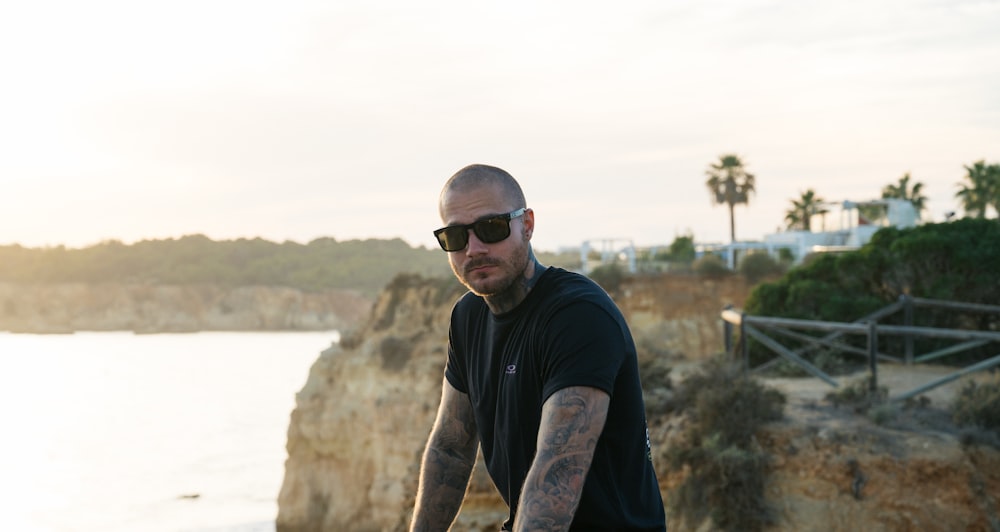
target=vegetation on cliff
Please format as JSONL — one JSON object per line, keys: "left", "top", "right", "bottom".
{"left": 0, "top": 235, "right": 448, "bottom": 297}
{"left": 953, "top": 378, "right": 1000, "bottom": 440}
{"left": 663, "top": 360, "right": 786, "bottom": 532}
{"left": 0, "top": 235, "right": 582, "bottom": 298}
{"left": 744, "top": 219, "right": 1000, "bottom": 365}
{"left": 747, "top": 219, "right": 999, "bottom": 318}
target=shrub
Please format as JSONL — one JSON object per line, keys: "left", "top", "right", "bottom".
{"left": 738, "top": 252, "right": 785, "bottom": 284}
{"left": 665, "top": 359, "right": 785, "bottom": 531}
{"left": 825, "top": 377, "right": 888, "bottom": 414}
{"left": 776, "top": 247, "right": 795, "bottom": 265}
{"left": 952, "top": 378, "right": 1000, "bottom": 434}
{"left": 763, "top": 348, "right": 862, "bottom": 378}
{"left": 587, "top": 263, "right": 626, "bottom": 293}
{"left": 668, "top": 234, "right": 696, "bottom": 263}
{"left": 744, "top": 219, "right": 1000, "bottom": 367}
{"left": 693, "top": 254, "right": 731, "bottom": 277}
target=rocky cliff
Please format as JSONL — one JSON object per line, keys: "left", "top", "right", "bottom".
{"left": 277, "top": 275, "right": 472, "bottom": 531}
{"left": 0, "top": 282, "right": 371, "bottom": 333}
{"left": 277, "top": 273, "right": 1000, "bottom": 531}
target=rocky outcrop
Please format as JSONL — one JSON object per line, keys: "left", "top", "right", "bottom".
{"left": 277, "top": 273, "right": 1000, "bottom": 531}
{"left": 617, "top": 274, "right": 753, "bottom": 359}
{"left": 757, "top": 423, "right": 1000, "bottom": 531}
{"left": 0, "top": 282, "right": 371, "bottom": 333}
{"left": 276, "top": 275, "right": 482, "bottom": 531}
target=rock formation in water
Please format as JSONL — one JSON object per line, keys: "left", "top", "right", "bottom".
{"left": 277, "top": 273, "right": 1000, "bottom": 531}
{"left": 0, "top": 283, "right": 370, "bottom": 333}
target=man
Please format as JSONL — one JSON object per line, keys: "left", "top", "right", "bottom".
{"left": 410, "top": 164, "right": 666, "bottom": 531}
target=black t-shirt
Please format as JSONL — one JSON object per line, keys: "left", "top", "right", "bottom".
{"left": 445, "top": 267, "right": 666, "bottom": 531}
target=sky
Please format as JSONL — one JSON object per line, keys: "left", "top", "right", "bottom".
{"left": 1, "top": 0, "right": 998, "bottom": 253}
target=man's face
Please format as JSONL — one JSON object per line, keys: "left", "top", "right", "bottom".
{"left": 438, "top": 184, "right": 533, "bottom": 297}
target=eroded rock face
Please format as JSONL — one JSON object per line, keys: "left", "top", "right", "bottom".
{"left": 652, "top": 402, "right": 1000, "bottom": 532}
{"left": 277, "top": 273, "right": 1000, "bottom": 531}
{"left": 617, "top": 274, "right": 753, "bottom": 360}
{"left": 0, "top": 283, "right": 370, "bottom": 333}
{"left": 759, "top": 425, "right": 1000, "bottom": 532}
{"left": 276, "top": 275, "right": 489, "bottom": 531}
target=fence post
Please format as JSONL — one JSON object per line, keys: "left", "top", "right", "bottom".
{"left": 741, "top": 312, "right": 749, "bottom": 374}
{"left": 902, "top": 294, "right": 914, "bottom": 365}
{"left": 723, "top": 304, "right": 734, "bottom": 356}
{"left": 868, "top": 320, "right": 879, "bottom": 397}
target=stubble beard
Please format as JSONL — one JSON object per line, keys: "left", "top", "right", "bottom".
{"left": 455, "top": 242, "right": 531, "bottom": 298}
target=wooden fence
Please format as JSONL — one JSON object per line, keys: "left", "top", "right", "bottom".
{"left": 721, "top": 295, "right": 1000, "bottom": 401}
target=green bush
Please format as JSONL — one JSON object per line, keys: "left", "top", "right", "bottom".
{"left": 738, "top": 252, "right": 785, "bottom": 284}
{"left": 668, "top": 234, "right": 696, "bottom": 263}
{"left": 743, "top": 219, "right": 1000, "bottom": 366}
{"left": 748, "top": 219, "right": 1000, "bottom": 318}
{"left": 693, "top": 254, "right": 731, "bottom": 277}
{"left": 587, "top": 263, "right": 626, "bottom": 293}
{"left": 665, "top": 359, "right": 785, "bottom": 531}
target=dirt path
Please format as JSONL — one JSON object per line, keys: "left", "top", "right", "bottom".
{"left": 764, "top": 363, "right": 994, "bottom": 405}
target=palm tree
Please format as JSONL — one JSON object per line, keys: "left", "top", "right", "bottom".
{"left": 881, "top": 172, "right": 928, "bottom": 219}
{"left": 955, "top": 160, "right": 998, "bottom": 218}
{"left": 955, "top": 160, "right": 999, "bottom": 218}
{"left": 784, "top": 189, "right": 827, "bottom": 231}
{"left": 990, "top": 164, "right": 1000, "bottom": 216}
{"left": 705, "top": 154, "right": 756, "bottom": 242}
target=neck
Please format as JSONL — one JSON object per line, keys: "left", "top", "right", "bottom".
{"left": 483, "top": 255, "right": 546, "bottom": 314}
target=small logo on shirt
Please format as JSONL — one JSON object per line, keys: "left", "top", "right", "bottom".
{"left": 505, "top": 364, "right": 518, "bottom": 375}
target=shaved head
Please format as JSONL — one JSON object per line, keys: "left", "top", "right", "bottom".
{"left": 439, "top": 164, "right": 526, "bottom": 217}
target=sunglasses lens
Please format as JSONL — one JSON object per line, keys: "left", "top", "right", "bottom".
{"left": 474, "top": 217, "right": 511, "bottom": 244}
{"left": 436, "top": 227, "right": 468, "bottom": 251}
{"left": 434, "top": 210, "right": 523, "bottom": 251}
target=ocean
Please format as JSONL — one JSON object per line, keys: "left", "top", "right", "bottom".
{"left": 0, "top": 331, "right": 336, "bottom": 532}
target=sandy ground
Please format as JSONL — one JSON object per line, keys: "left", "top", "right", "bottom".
{"left": 764, "top": 362, "right": 996, "bottom": 405}
{"left": 755, "top": 362, "right": 999, "bottom": 440}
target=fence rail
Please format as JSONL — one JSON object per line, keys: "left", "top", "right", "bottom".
{"left": 722, "top": 295, "right": 1000, "bottom": 402}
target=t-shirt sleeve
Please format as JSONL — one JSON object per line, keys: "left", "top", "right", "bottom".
{"left": 538, "top": 300, "right": 626, "bottom": 403}
{"left": 445, "top": 339, "right": 468, "bottom": 393}
{"left": 444, "top": 297, "right": 470, "bottom": 394}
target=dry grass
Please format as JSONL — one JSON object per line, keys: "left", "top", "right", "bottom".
{"left": 664, "top": 358, "right": 785, "bottom": 532}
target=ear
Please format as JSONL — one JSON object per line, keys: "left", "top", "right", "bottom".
{"left": 522, "top": 208, "right": 535, "bottom": 240}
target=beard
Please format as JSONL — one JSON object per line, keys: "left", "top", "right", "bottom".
{"left": 454, "top": 241, "right": 531, "bottom": 298}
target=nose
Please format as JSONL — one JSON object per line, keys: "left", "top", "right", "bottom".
{"left": 465, "top": 229, "right": 489, "bottom": 255}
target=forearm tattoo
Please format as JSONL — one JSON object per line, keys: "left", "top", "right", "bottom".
{"left": 514, "top": 386, "right": 610, "bottom": 532}
{"left": 411, "top": 387, "right": 479, "bottom": 532}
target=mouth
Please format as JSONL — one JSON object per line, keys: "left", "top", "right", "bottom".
{"left": 466, "top": 260, "right": 499, "bottom": 275}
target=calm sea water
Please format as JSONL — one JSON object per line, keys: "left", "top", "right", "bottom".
{"left": 0, "top": 331, "right": 337, "bottom": 532}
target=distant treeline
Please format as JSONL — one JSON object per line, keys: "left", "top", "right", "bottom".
{"left": 0, "top": 235, "right": 454, "bottom": 297}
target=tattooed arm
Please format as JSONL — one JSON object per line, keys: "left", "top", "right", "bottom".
{"left": 513, "top": 386, "right": 610, "bottom": 532}
{"left": 410, "top": 379, "right": 479, "bottom": 532}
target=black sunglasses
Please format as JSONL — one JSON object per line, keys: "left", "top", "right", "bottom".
{"left": 434, "top": 208, "right": 527, "bottom": 252}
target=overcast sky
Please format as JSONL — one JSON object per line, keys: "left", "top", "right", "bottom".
{"left": 2, "top": 0, "right": 998, "bottom": 252}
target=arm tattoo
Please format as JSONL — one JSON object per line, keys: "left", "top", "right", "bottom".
{"left": 514, "top": 386, "right": 610, "bottom": 532}
{"left": 410, "top": 381, "right": 479, "bottom": 532}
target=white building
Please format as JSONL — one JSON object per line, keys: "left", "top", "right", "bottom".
{"left": 699, "top": 198, "right": 919, "bottom": 268}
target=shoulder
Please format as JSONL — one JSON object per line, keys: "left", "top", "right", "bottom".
{"left": 538, "top": 267, "right": 617, "bottom": 310}
{"left": 527, "top": 268, "right": 628, "bottom": 337}
{"left": 451, "top": 290, "right": 487, "bottom": 323}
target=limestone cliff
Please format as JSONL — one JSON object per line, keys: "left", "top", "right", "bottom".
{"left": 277, "top": 274, "right": 476, "bottom": 531}
{"left": 277, "top": 273, "right": 1000, "bottom": 531}
{"left": 0, "top": 283, "right": 371, "bottom": 333}
{"left": 616, "top": 274, "right": 754, "bottom": 360}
